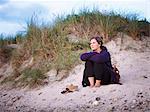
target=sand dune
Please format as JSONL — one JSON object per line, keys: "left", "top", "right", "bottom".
{"left": 0, "top": 35, "right": 150, "bottom": 112}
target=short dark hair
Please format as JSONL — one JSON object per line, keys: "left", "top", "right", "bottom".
{"left": 90, "top": 36, "right": 103, "bottom": 46}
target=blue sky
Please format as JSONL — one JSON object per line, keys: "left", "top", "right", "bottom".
{"left": 0, "top": 0, "right": 149, "bottom": 35}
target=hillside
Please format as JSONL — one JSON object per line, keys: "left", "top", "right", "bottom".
{"left": 0, "top": 34, "right": 150, "bottom": 112}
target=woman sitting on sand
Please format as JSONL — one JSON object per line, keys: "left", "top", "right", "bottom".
{"left": 80, "top": 36, "right": 113, "bottom": 87}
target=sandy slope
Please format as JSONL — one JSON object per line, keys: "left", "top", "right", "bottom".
{"left": 0, "top": 36, "right": 150, "bottom": 112}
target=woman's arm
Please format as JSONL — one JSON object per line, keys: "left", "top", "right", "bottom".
{"left": 89, "top": 51, "right": 110, "bottom": 63}
{"left": 80, "top": 52, "right": 98, "bottom": 61}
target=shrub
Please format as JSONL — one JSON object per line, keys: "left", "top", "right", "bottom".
{"left": 125, "top": 14, "right": 140, "bottom": 40}
{"left": 20, "top": 68, "right": 46, "bottom": 87}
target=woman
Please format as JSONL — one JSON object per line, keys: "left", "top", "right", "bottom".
{"left": 80, "top": 36, "right": 113, "bottom": 87}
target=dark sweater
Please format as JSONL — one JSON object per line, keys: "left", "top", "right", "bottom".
{"left": 80, "top": 46, "right": 112, "bottom": 68}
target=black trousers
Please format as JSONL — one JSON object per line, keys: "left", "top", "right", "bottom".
{"left": 82, "top": 61, "right": 111, "bottom": 87}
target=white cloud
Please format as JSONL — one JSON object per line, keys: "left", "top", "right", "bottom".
{"left": 0, "top": 20, "right": 26, "bottom": 35}
{"left": 27, "top": 0, "right": 149, "bottom": 20}
{"left": 0, "top": 0, "right": 47, "bottom": 21}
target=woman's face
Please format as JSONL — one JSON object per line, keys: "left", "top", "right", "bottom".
{"left": 90, "top": 39, "right": 100, "bottom": 51}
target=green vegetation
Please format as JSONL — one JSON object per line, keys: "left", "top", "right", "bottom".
{"left": 20, "top": 68, "right": 46, "bottom": 88}
{"left": 0, "top": 8, "right": 149, "bottom": 88}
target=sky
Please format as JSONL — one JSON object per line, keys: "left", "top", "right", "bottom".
{"left": 0, "top": 0, "right": 149, "bottom": 36}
